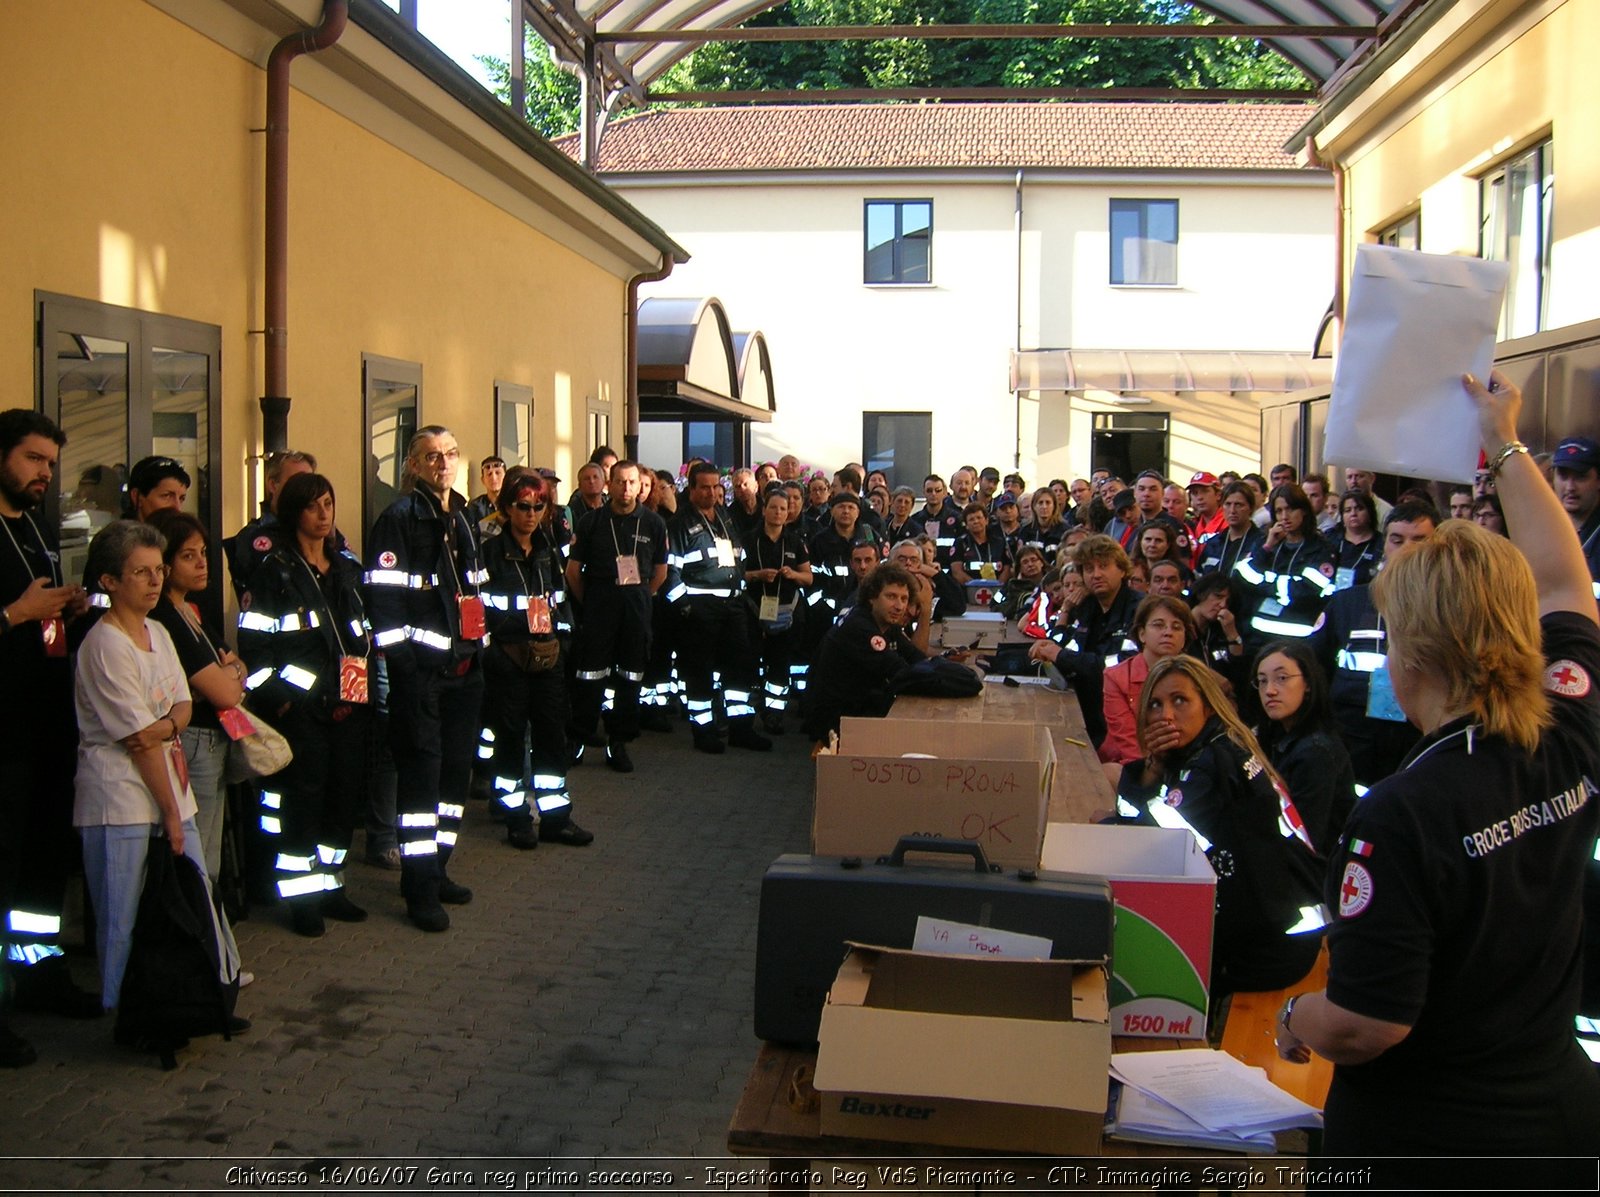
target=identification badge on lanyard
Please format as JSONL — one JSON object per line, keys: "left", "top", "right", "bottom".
{"left": 714, "top": 538, "right": 736, "bottom": 568}
{"left": 457, "top": 594, "right": 486, "bottom": 640}
{"left": 1334, "top": 566, "right": 1356, "bottom": 591}
{"left": 217, "top": 707, "right": 258, "bottom": 742}
{"left": 41, "top": 616, "right": 66, "bottom": 658}
{"left": 526, "top": 594, "right": 553, "bottom": 635}
{"left": 615, "top": 555, "right": 641, "bottom": 586}
{"left": 169, "top": 738, "right": 190, "bottom": 794}
{"left": 1258, "top": 598, "right": 1284, "bottom": 617}
{"left": 758, "top": 593, "right": 780, "bottom": 623}
{"left": 1366, "top": 662, "right": 1407, "bottom": 722}
{"left": 924, "top": 521, "right": 940, "bottom": 540}
{"left": 338, "top": 655, "right": 370, "bottom": 704}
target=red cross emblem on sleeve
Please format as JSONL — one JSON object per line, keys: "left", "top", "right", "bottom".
{"left": 1544, "top": 660, "right": 1591, "bottom": 698}
{"left": 1339, "top": 862, "right": 1373, "bottom": 918}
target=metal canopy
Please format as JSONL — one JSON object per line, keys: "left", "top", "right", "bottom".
{"left": 1010, "top": 348, "right": 1334, "bottom": 396}
{"left": 636, "top": 297, "right": 775, "bottom": 422}
{"left": 510, "top": 0, "right": 1415, "bottom": 165}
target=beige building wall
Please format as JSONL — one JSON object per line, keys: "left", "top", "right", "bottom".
{"left": 1, "top": 0, "right": 662, "bottom": 552}
{"left": 1325, "top": 0, "right": 1599, "bottom": 331}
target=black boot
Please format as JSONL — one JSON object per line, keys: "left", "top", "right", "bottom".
{"left": 0, "top": 959, "right": 37, "bottom": 1068}
{"left": 435, "top": 845, "right": 472, "bottom": 905}
{"left": 289, "top": 899, "right": 326, "bottom": 938}
{"left": 400, "top": 859, "right": 448, "bottom": 933}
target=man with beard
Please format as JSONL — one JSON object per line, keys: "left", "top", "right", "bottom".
{"left": 0, "top": 410, "right": 97, "bottom": 1066}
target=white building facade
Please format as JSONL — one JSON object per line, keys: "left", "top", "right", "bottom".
{"left": 571, "top": 103, "right": 1334, "bottom": 486}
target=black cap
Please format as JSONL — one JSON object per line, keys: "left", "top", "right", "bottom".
{"left": 829, "top": 490, "right": 861, "bottom": 509}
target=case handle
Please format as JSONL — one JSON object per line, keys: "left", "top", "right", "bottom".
{"left": 879, "top": 836, "right": 997, "bottom": 873}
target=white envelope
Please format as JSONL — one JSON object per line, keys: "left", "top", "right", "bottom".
{"left": 1325, "top": 245, "right": 1508, "bottom": 484}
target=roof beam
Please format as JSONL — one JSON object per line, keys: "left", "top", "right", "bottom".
{"left": 536, "top": 0, "right": 648, "bottom": 106}
{"left": 600, "top": 22, "right": 1372, "bottom": 45}
{"left": 644, "top": 86, "right": 1317, "bottom": 102}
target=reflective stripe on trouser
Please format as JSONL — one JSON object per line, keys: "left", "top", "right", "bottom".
{"left": 484, "top": 642, "right": 574, "bottom": 831}
{"left": 676, "top": 595, "right": 758, "bottom": 729}
{"left": 388, "top": 665, "right": 483, "bottom": 867}
{"left": 269, "top": 703, "right": 370, "bottom": 892}
{"left": 5, "top": 908, "right": 65, "bottom": 964}
{"left": 572, "top": 584, "right": 652, "bottom": 744}
{"left": 275, "top": 843, "right": 348, "bottom": 900}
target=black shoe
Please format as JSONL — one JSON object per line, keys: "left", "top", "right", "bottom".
{"left": 223, "top": 1015, "right": 251, "bottom": 1037}
{"left": 487, "top": 801, "right": 509, "bottom": 825}
{"left": 762, "top": 712, "right": 786, "bottom": 736}
{"left": 114, "top": 1023, "right": 189, "bottom": 1053}
{"left": 469, "top": 775, "right": 494, "bottom": 803}
{"left": 584, "top": 731, "right": 610, "bottom": 748}
{"left": 407, "top": 902, "right": 449, "bottom": 933}
{"left": 730, "top": 725, "right": 774, "bottom": 752}
{"left": 506, "top": 824, "right": 540, "bottom": 850}
{"left": 0, "top": 1024, "right": 37, "bottom": 1069}
{"left": 639, "top": 707, "right": 674, "bottom": 733}
{"left": 606, "top": 743, "right": 634, "bottom": 773}
{"left": 401, "top": 866, "right": 449, "bottom": 932}
{"left": 13, "top": 957, "right": 105, "bottom": 1020}
{"left": 693, "top": 732, "right": 727, "bottom": 755}
{"left": 364, "top": 847, "right": 402, "bottom": 871}
{"left": 322, "top": 890, "right": 368, "bottom": 923}
{"left": 541, "top": 821, "right": 594, "bottom": 847}
{"left": 437, "top": 877, "right": 473, "bottom": 905}
{"left": 290, "top": 903, "right": 326, "bottom": 938}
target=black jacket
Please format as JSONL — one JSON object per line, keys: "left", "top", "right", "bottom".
{"left": 365, "top": 486, "right": 486, "bottom": 674}
{"left": 237, "top": 545, "right": 372, "bottom": 715}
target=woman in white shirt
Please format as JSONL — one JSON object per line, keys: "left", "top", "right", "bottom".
{"left": 73, "top": 520, "right": 213, "bottom": 1011}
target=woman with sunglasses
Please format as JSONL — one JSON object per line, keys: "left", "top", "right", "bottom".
{"left": 236, "top": 473, "right": 373, "bottom": 937}
{"left": 480, "top": 470, "right": 590, "bottom": 851}
{"left": 1251, "top": 640, "right": 1356, "bottom": 867}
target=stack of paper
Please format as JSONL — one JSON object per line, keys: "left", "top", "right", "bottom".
{"left": 1108, "top": 1049, "right": 1322, "bottom": 1153}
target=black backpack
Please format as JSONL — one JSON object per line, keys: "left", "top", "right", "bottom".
{"left": 886, "top": 655, "right": 984, "bottom": 699}
{"left": 116, "top": 842, "right": 241, "bottom": 1069}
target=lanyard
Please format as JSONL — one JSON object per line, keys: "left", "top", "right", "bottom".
{"left": 1, "top": 512, "right": 60, "bottom": 586}
{"left": 171, "top": 600, "right": 225, "bottom": 667}
{"left": 607, "top": 512, "right": 640, "bottom": 563}
{"left": 291, "top": 553, "right": 360, "bottom": 659}
{"left": 507, "top": 540, "right": 550, "bottom": 599}
{"left": 1341, "top": 537, "right": 1376, "bottom": 571}
{"left": 1403, "top": 722, "right": 1479, "bottom": 769}
{"left": 1270, "top": 540, "right": 1306, "bottom": 579}
{"left": 755, "top": 529, "right": 786, "bottom": 597}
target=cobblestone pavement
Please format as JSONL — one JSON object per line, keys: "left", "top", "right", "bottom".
{"left": 2, "top": 722, "right": 815, "bottom": 1188}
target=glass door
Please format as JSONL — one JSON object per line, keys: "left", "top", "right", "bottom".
{"left": 37, "top": 294, "right": 222, "bottom": 610}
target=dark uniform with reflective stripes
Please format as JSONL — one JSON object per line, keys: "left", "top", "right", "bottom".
{"left": 914, "top": 501, "right": 963, "bottom": 567}
{"left": 0, "top": 510, "right": 75, "bottom": 983}
{"left": 1307, "top": 583, "right": 1420, "bottom": 789}
{"left": 803, "top": 603, "right": 925, "bottom": 742}
{"left": 742, "top": 522, "right": 809, "bottom": 723}
{"left": 666, "top": 504, "right": 758, "bottom": 742}
{"left": 1233, "top": 534, "right": 1337, "bottom": 649}
{"left": 237, "top": 545, "right": 372, "bottom": 908}
{"left": 569, "top": 503, "right": 668, "bottom": 747}
{"left": 481, "top": 531, "right": 574, "bottom": 839}
{"left": 365, "top": 487, "right": 485, "bottom": 913}
{"left": 1049, "top": 582, "right": 1141, "bottom": 748}
{"left": 1195, "top": 525, "right": 1263, "bottom": 579}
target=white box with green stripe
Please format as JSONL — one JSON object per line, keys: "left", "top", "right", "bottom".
{"left": 1041, "top": 823, "right": 1215, "bottom": 1039}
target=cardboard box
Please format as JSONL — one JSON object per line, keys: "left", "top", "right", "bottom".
{"left": 1041, "top": 823, "right": 1217, "bottom": 1039}
{"left": 814, "top": 718, "right": 1055, "bottom": 870}
{"left": 814, "top": 945, "right": 1111, "bottom": 1154}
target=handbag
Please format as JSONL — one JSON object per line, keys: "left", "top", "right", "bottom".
{"left": 498, "top": 637, "right": 561, "bottom": 674}
{"left": 223, "top": 709, "right": 294, "bottom": 783}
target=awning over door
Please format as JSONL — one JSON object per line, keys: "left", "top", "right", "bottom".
{"left": 637, "top": 296, "right": 774, "bottom": 422}
{"left": 1011, "top": 348, "right": 1333, "bottom": 396}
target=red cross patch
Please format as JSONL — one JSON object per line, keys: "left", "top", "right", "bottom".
{"left": 1164, "top": 788, "right": 1183, "bottom": 808}
{"left": 869, "top": 635, "right": 887, "bottom": 652}
{"left": 377, "top": 551, "right": 398, "bottom": 569}
{"left": 1544, "top": 659, "right": 1591, "bottom": 698}
{"left": 252, "top": 536, "right": 272, "bottom": 552}
{"left": 1339, "top": 861, "right": 1373, "bottom": 918}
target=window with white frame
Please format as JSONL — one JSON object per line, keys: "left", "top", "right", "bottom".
{"left": 1110, "top": 199, "right": 1179, "bottom": 286}
{"left": 1480, "top": 140, "right": 1553, "bottom": 340}
{"left": 864, "top": 200, "right": 932, "bottom": 285}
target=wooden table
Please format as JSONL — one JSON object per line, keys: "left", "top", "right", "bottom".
{"left": 892, "top": 681, "right": 1113, "bottom": 825}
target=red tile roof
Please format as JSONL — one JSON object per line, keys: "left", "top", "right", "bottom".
{"left": 557, "top": 102, "right": 1316, "bottom": 173}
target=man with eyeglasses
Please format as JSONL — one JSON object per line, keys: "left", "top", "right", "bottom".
{"left": 227, "top": 449, "right": 317, "bottom": 602}
{"left": 566, "top": 460, "right": 668, "bottom": 774}
{"left": 0, "top": 410, "right": 99, "bottom": 1066}
{"left": 366, "top": 426, "right": 487, "bottom": 933}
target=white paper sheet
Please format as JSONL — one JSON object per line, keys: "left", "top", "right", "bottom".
{"left": 912, "top": 915, "right": 1053, "bottom": 959}
{"left": 1325, "top": 244, "right": 1508, "bottom": 484}
{"left": 1110, "top": 1048, "right": 1323, "bottom": 1133}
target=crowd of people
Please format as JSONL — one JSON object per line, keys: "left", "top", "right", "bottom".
{"left": 2, "top": 387, "right": 1599, "bottom": 1157}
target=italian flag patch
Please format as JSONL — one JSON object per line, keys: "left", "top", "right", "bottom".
{"left": 1349, "top": 838, "right": 1374, "bottom": 857}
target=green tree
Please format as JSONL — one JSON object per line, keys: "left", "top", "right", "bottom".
{"left": 486, "top": 0, "right": 1303, "bottom": 139}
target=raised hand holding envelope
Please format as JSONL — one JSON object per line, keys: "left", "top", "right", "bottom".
{"left": 1325, "top": 245, "right": 1508, "bottom": 484}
